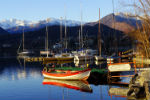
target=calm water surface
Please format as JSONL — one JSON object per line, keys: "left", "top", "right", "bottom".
{"left": 0, "top": 57, "right": 127, "bottom": 100}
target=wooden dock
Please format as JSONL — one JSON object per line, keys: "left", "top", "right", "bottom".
{"left": 24, "top": 57, "right": 74, "bottom": 62}
{"left": 25, "top": 57, "right": 45, "bottom": 62}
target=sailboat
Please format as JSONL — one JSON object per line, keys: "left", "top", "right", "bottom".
{"left": 41, "top": 19, "right": 57, "bottom": 61}
{"left": 54, "top": 16, "right": 74, "bottom": 61}
{"left": 95, "top": 8, "right": 106, "bottom": 61}
{"left": 17, "top": 28, "right": 33, "bottom": 57}
{"left": 40, "top": 19, "right": 53, "bottom": 57}
{"left": 74, "top": 8, "right": 95, "bottom": 61}
{"left": 106, "top": 0, "right": 121, "bottom": 63}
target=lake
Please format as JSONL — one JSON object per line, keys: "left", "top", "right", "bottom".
{"left": 0, "top": 57, "right": 129, "bottom": 100}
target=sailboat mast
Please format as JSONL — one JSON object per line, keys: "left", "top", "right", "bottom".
{"left": 64, "top": 5, "right": 67, "bottom": 52}
{"left": 79, "top": 29, "right": 81, "bottom": 50}
{"left": 112, "top": 0, "right": 117, "bottom": 55}
{"left": 65, "top": 16, "right": 67, "bottom": 52}
{"left": 98, "top": 8, "right": 101, "bottom": 56}
{"left": 80, "top": 6, "right": 83, "bottom": 49}
{"left": 46, "top": 19, "right": 49, "bottom": 57}
{"left": 23, "top": 28, "right": 24, "bottom": 51}
{"left": 60, "top": 17, "right": 63, "bottom": 53}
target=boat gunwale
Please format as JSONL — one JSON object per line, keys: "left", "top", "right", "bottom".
{"left": 42, "top": 69, "right": 91, "bottom": 77}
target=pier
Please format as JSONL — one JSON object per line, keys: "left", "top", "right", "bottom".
{"left": 25, "top": 57, "right": 45, "bottom": 62}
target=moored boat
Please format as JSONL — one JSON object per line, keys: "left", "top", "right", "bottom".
{"left": 42, "top": 68, "right": 91, "bottom": 80}
{"left": 108, "top": 62, "right": 131, "bottom": 72}
{"left": 55, "top": 53, "right": 74, "bottom": 61}
{"left": 95, "top": 56, "right": 106, "bottom": 61}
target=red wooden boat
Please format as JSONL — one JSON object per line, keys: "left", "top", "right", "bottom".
{"left": 42, "top": 68, "right": 91, "bottom": 80}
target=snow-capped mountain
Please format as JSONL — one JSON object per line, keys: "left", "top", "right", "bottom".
{"left": 0, "top": 18, "right": 82, "bottom": 33}
{"left": 0, "top": 19, "right": 38, "bottom": 29}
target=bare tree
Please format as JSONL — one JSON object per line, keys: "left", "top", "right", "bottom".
{"left": 126, "top": 0, "right": 150, "bottom": 58}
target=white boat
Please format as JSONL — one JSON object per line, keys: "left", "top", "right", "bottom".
{"left": 74, "top": 49, "right": 96, "bottom": 61}
{"left": 108, "top": 63, "right": 131, "bottom": 72}
{"left": 74, "top": 55, "right": 93, "bottom": 61}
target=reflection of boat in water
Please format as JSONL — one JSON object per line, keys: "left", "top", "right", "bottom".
{"left": 42, "top": 78, "right": 92, "bottom": 93}
{"left": 42, "top": 68, "right": 91, "bottom": 80}
{"left": 109, "top": 87, "right": 128, "bottom": 97}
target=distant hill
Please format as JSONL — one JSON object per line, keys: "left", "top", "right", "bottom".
{"left": 100, "top": 13, "right": 141, "bottom": 33}
{"left": 0, "top": 27, "right": 9, "bottom": 34}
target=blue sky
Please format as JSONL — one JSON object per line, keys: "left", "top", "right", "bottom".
{"left": 0, "top": 0, "right": 132, "bottom": 22}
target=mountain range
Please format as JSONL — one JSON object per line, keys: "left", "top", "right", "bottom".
{"left": 0, "top": 12, "right": 139, "bottom": 54}
{"left": 0, "top": 18, "right": 81, "bottom": 33}
{"left": 0, "top": 12, "right": 141, "bottom": 34}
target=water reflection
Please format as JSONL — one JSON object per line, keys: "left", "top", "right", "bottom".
{"left": 43, "top": 78, "right": 92, "bottom": 93}
{"left": 0, "top": 58, "right": 42, "bottom": 81}
{"left": 0, "top": 57, "right": 136, "bottom": 100}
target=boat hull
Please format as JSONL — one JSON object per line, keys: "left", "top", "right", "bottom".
{"left": 74, "top": 55, "right": 93, "bottom": 61}
{"left": 42, "top": 69, "right": 91, "bottom": 80}
{"left": 95, "top": 56, "right": 106, "bottom": 61}
{"left": 108, "top": 63, "right": 131, "bottom": 72}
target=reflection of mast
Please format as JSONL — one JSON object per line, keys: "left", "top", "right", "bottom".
{"left": 98, "top": 8, "right": 101, "bottom": 56}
